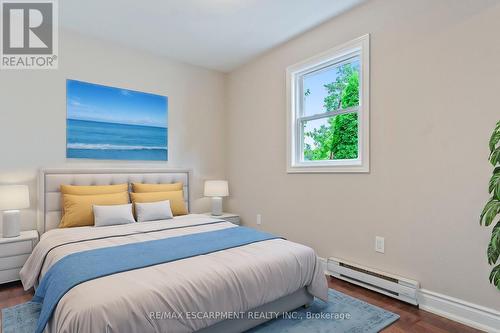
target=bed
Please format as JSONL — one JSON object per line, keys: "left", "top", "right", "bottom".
{"left": 20, "top": 168, "right": 328, "bottom": 333}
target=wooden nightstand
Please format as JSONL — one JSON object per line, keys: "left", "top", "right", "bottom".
{"left": 203, "top": 213, "right": 240, "bottom": 225}
{"left": 0, "top": 230, "right": 38, "bottom": 284}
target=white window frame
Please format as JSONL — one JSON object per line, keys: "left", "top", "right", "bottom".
{"left": 286, "top": 34, "right": 370, "bottom": 173}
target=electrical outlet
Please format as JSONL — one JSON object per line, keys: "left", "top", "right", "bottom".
{"left": 375, "top": 236, "right": 385, "bottom": 253}
{"left": 256, "top": 214, "right": 262, "bottom": 225}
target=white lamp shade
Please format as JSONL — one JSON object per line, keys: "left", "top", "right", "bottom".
{"left": 0, "top": 185, "right": 30, "bottom": 211}
{"left": 204, "top": 180, "right": 229, "bottom": 197}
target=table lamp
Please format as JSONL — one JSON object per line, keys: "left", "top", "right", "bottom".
{"left": 204, "top": 180, "right": 229, "bottom": 216}
{"left": 0, "top": 185, "right": 30, "bottom": 238}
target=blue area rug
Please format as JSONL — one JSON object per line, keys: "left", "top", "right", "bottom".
{"left": 2, "top": 301, "right": 41, "bottom": 333}
{"left": 248, "top": 289, "right": 399, "bottom": 333}
{"left": 2, "top": 289, "right": 398, "bottom": 333}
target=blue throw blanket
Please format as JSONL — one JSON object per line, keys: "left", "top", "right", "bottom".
{"left": 31, "top": 226, "right": 280, "bottom": 333}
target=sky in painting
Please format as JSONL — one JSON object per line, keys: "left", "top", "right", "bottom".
{"left": 67, "top": 80, "right": 168, "bottom": 128}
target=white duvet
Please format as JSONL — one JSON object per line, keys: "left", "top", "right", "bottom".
{"left": 20, "top": 214, "right": 328, "bottom": 333}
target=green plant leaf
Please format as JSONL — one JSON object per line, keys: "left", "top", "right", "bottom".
{"left": 490, "top": 121, "right": 500, "bottom": 153}
{"left": 491, "top": 146, "right": 500, "bottom": 166}
{"left": 488, "top": 222, "right": 500, "bottom": 265}
{"left": 490, "top": 167, "right": 500, "bottom": 200}
{"left": 489, "top": 264, "right": 500, "bottom": 290}
{"left": 480, "top": 198, "right": 500, "bottom": 226}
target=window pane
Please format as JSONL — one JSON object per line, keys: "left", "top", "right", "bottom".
{"left": 302, "top": 57, "right": 360, "bottom": 117}
{"left": 303, "top": 113, "right": 358, "bottom": 161}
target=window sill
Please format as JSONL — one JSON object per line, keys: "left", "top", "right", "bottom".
{"left": 287, "top": 164, "right": 369, "bottom": 174}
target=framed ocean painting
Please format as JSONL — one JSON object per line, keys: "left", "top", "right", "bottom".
{"left": 66, "top": 80, "right": 168, "bottom": 161}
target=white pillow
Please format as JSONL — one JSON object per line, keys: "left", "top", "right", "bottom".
{"left": 135, "top": 200, "right": 173, "bottom": 222}
{"left": 93, "top": 204, "right": 135, "bottom": 227}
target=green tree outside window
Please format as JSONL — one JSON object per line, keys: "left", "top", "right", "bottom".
{"left": 304, "top": 64, "right": 359, "bottom": 161}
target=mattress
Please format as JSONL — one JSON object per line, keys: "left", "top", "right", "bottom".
{"left": 20, "top": 214, "right": 328, "bottom": 333}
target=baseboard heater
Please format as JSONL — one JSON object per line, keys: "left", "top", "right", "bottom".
{"left": 327, "top": 257, "right": 419, "bottom": 305}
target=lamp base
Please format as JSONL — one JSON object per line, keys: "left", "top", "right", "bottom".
{"left": 2, "top": 210, "right": 21, "bottom": 238}
{"left": 211, "top": 197, "right": 223, "bottom": 216}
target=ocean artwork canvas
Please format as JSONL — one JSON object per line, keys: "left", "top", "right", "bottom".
{"left": 66, "top": 80, "right": 168, "bottom": 161}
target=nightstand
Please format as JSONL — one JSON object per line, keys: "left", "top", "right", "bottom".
{"left": 0, "top": 230, "right": 38, "bottom": 284}
{"left": 203, "top": 212, "right": 240, "bottom": 225}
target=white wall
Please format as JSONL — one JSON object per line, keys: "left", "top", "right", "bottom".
{"left": 0, "top": 29, "right": 227, "bottom": 232}
{"left": 226, "top": 0, "right": 500, "bottom": 310}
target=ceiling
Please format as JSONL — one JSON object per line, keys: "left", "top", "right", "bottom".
{"left": 60, "top": 0, "right": 365, "bottom": 72}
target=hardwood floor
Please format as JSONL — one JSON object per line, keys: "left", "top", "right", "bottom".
{"left": 0, "top": 277, "right": 483, "bottom": 332}
{"left": 328, "top": 276, "right": 483, "bottom": 333}
{"left": 0, "top": 281, "right": 32, "bottom": 308}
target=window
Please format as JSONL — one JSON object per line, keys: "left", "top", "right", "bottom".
{"left": 286, "top": 35, "right": 369, "bottom": 173}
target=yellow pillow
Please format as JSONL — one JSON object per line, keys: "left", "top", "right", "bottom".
{"left": 132, "top": 182, "right": 183, "bottom": 193}
{"left": 60, "top": 184, "right": 129, "bottom": 216}
{"left": 130, "top": 190, "right": 188, "bottom": 216}
{"left": 61, "top": 183, "right": 128, "bottom": 195}
{"left": 59, "top": 192, "right": 130, "bottom": 228}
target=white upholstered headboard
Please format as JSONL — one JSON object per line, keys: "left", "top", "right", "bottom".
{"left": 38, "top": 168, "right": 191, "bottom": 234}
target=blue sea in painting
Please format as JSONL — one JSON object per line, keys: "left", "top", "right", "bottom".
{"left": 66, "top": 79, "right": 168, "bottom": 161}
{"left": 67, "top": 119, "right": 167, "bottom": 160}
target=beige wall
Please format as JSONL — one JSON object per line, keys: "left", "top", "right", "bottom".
{"left": 226, "top": 0, "right": 500, "bottom": 309}
{"left": 0, "top": 29, "right": 226, "bottom": 232}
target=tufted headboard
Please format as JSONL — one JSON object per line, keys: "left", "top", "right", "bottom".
{"left": 38, "top": 168, "right": 191, "bottom": 234}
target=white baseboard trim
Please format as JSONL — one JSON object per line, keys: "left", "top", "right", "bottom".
{"left": 318, "top": 256, "right": 500, "bottom": 332}
{"left": 318, "top": 256, "right": 328, "bottom": 274}
{"left": 418, "top": 289, "right": 500, "bottom": 333}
